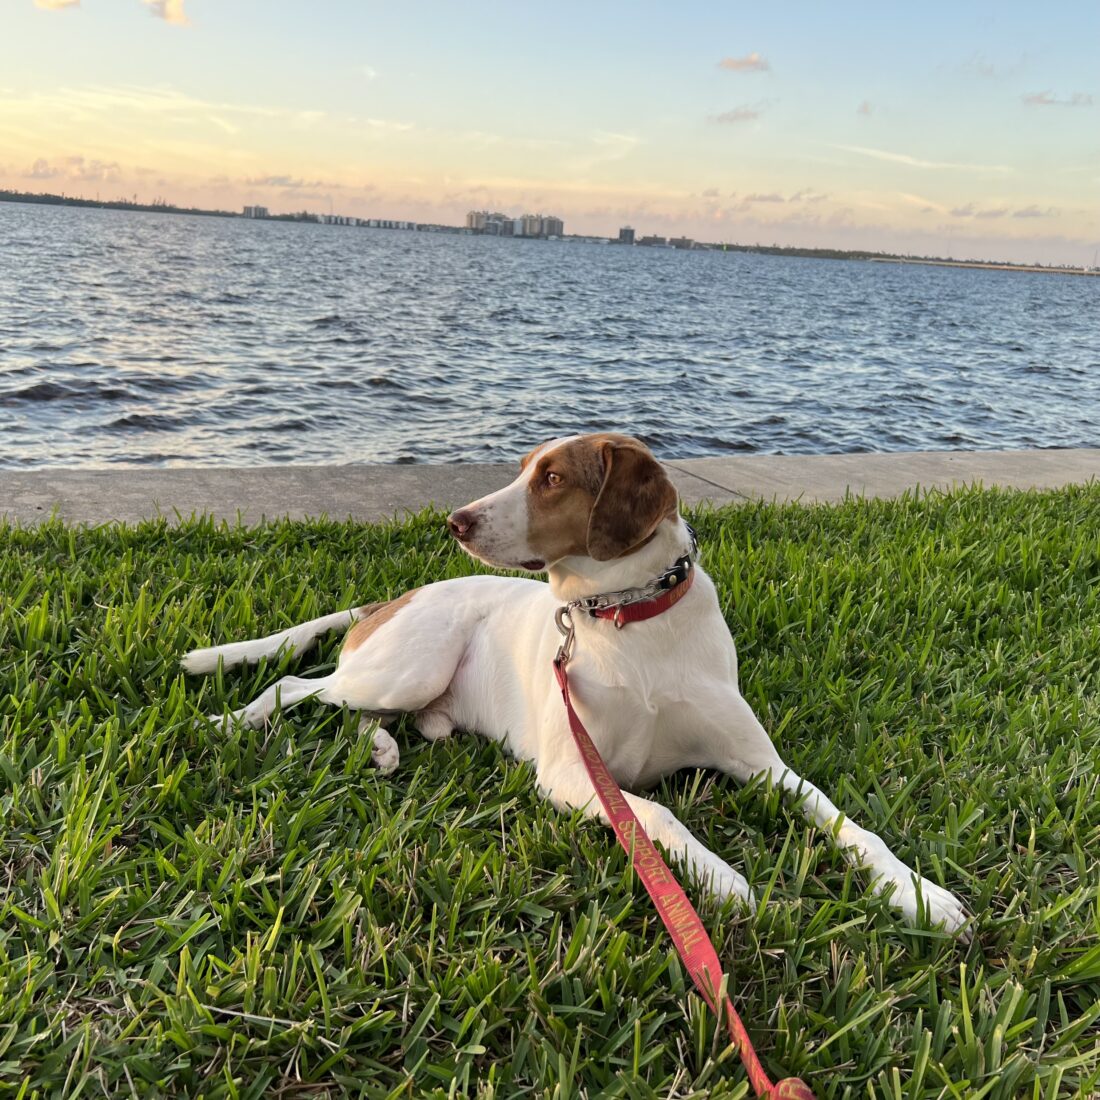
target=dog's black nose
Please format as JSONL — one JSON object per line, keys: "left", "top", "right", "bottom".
{"left": 448, "top": 508, "right": 478, "bottom": 541}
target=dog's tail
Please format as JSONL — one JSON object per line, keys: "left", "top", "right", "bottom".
{"left": 181, "top": 606, "right": 367, "bottom": 675}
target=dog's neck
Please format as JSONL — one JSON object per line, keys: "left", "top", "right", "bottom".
{"left": 547, "top": 516, "right": 696, "bottom": 605}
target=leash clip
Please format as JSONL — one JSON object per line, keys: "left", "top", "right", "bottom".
{"left": 554, "top": 605, "right": 576, "bottom": 666}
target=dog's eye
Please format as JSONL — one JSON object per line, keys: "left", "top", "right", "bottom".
{"left": 545, "top": 471, "right": 563, "bottom": 487}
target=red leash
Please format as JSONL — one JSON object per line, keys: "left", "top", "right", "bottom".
{"left": 553, "top": 571, "right": 814, "bottom": 1099}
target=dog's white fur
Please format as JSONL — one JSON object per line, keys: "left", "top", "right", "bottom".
{"left": 183, "top": 433, "right": 967, "bottom": 934}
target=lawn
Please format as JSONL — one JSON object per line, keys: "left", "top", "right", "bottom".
{"left": 1, "top": 488, "right": 1099, "bottom": 1099}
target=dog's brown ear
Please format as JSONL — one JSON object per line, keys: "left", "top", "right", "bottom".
{"left": 587, "top": 440, "right": 679, "bottom": 561}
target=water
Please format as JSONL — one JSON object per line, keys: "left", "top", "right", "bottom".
{"left": 1, "top": 201, "right": 1097, "bottom": 468}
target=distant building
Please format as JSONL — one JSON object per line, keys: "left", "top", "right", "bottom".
{"left": 637, "top": 235, "right": 667, "bottom": 247}
{"left": 243, "top": 205, "right": 269, "bottom": 219}
{"left": 618, "top": 225, "right": 635, "bottom": 245}
{"left": 465, "top": 209, "right": 563, "bottom": 239}
{"left": 483, "top": 211, "right": 513, "bottom": 235}
{"left": 670, "top": 236, "right": 694, "bottom": 250}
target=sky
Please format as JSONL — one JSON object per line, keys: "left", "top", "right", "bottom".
{"left": 2, "top": 1, "right": 1098, "bottom": 265}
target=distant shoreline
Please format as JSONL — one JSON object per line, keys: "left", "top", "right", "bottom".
{"left": 2, "top": 188, "right": 1096, "bottom": 276}
{"left": 870, "top": 256, "right": 1098, "bottom": 278}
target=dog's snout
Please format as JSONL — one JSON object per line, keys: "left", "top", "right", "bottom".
{"left": 448, "top": 508, "right": 479, "bottom": 541}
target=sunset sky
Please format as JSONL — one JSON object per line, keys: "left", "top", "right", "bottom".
{"left": 2, "top": 0, "right": 1098, "bottom": 264}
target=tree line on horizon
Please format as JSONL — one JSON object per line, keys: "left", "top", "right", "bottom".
{"left": 0, "top": 187, "right": 1086, "bottom": 271}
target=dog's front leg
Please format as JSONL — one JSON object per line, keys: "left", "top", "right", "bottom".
{"left": 695, "top": 685, "right": 969, "bottom": 935}
{"left": 536, "top": 761, "right": 756, "bottom": 909}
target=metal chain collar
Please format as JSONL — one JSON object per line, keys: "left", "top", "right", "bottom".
{"left": 554, "top": 523, "right": 699, "bottom": 663}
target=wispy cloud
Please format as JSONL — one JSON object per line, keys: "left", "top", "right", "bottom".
{"left": 360, "top": 117, "right": 414, "bottom": 132}
{"left": 34, "top": 0, "right": 80, "bottom": 9}
{"left": 712, "top": 101, "right": 770, "bottom": 124}
{"left": 142, "top": 0, "right": 188, "bottom": 26}
{"left": 832, "top": 143, "right": 1011, "bottom": 173}
{"left": 1022, "top": 90, "right": 1092, "bottom": 107}
{"left": 951, "top": 202, "right": 1057, "bottom": 219}
{"left": 744, "top": 191, "right": 785, "bottom": 203}
{"left": 898, "top": 191, "right": 949, "bottom": 215}
{"left": 588, "top": 131, "right": 640, "bottom": 167}
{"left": 0, "top": 84, "right": 329, "bottom": 129}
{"left": 245, "top": 174, "right": 345, "bottom": 190}
{"left": 718, "top": 53, "right": 769, "bottom": 73}
{"left": 950, "top": 52, "right": 1026, "bottom": 80}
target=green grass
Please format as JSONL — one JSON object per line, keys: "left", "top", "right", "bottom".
{"left": 2, "top": 488, "right": 1099, "bottom": 1099}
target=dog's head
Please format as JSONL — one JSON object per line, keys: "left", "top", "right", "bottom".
{"left": 447, "top": 433, "right": 678, "bottom": 572}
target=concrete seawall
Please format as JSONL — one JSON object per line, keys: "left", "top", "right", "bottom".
{"left": 3, "top": 448, "right": 1099, "bottom": 526}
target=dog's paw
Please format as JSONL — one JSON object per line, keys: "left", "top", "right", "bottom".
{"left": 415, "top": 709, "right": 454, "bottom": 743}
{"left": 697, "top": 855, "right": 756, "bottom": 912}
{"left": 876, "top": 867, "right": 970, "bottom": 937}
{"left": 365, "top": 724, "right": 400, "bottom": 775}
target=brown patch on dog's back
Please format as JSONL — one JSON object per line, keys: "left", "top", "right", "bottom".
{"left": 341, "top": 590, "right": 420, "bottom": 658}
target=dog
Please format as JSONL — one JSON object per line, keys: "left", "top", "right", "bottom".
{"left": 182, "top": 432, "right": 967, "bottom": 934}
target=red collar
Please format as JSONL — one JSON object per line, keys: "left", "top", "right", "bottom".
{"left": 589, "top": 565, "right": 695, "bottom": 627}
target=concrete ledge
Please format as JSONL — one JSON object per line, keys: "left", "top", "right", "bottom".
{"left": 2, "top": 448, "right": 1098, "bottom": 526}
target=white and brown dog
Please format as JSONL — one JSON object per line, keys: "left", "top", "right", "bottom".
{"left": 183, "top": 433, "right": 967, "bottom": 934}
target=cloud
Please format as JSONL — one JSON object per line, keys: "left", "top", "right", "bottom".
{"left": 832, "top": 143, "right": 1010, "bottom": 173}
{"left": 1022, "top": 91, "right": 1092, "bottom": 107}
{"left": 712, "top": 101, "right": 770, "bottom": 124}
{"left": 361, "top": 65, "right": 378, "bottom": 81}
{"left": 142, "top": 0, "right": 188, "bottom": 26}
{"left": 744, "top": 191, "right": 785, "bottom": 203}
{"left": 34, "top": 0, "right": 80, "bottom": 8}
{"left": 207, "top": 115, "right": 239, "bottom": 135}
{"left": 857, "top": 100, "right": 873, "bottom": 116}
{"left": 951, "top": 202, "right": 1057, "bottom": 220}
{"left": 24, "top": 155, "right": 120, "bottom": 182}
{"left": 952, "top": 52, "right": 1026, "bottom": 80}
{"left": 244, "top": 174, "right": 345, "bottom": 190}
{"left": 898, "top": 192, "right": 950, "bottom": 215}
{"left": 718, "top": 52, "right": 770, "bottom": 73}
{"left": 789, "top": 188, "right": 828, "bottom": 203}
{"left": 565, "top": 130, "right": 640, "bottom": 174}
{"left": 0, "top": 84, "right": 331, "bottom": 133}
{"left": 66, "top": 155, "right": 121, "bottom": 181}
{"left": 361, "top": 117, "right": 414, "bottom": 132}
{"left": 26, "top": 157, "right": 61, "bottom": 178}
